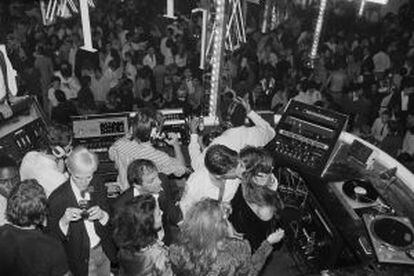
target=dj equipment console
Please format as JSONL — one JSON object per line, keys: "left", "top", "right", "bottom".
{"left": 267, "top": 100, "right": 348, "bottom": 176}
{"left": 0, "top": 97, "right": 50, "bottom": 162}
{"left": 71, "top": 112, "right": 132, "bottom": 181}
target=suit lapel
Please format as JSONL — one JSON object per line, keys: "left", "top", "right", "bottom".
{"left": 63, "top": 180, "right": 79, "bottom": 207}
{"left": 64, "top": 181, "right": 90, "bottom": 249}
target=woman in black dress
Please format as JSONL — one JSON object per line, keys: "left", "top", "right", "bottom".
{"left": 229, "top": 146, "right": 284, "bottom": 252}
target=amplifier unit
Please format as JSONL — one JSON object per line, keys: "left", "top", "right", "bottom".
{"left": 71, "top": 112, "right": 132, "bottom": 181}
{"left": 158, "top": 108, "right": 189, "bottom": 144}
{"left": 267, "top": 100, "right": 348, "bottom": 176}
{"left": 0, "top": 97, "right": 50, "bottom": 162}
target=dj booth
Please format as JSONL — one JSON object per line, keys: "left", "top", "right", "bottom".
{"left": 1, "top": 98, "right": 414, "bottom": 273}
{"left": 67, "top": 101, "right": 414, "bottom": 273}
{"left": 265, "top": 101, "right": 414, "bottom": 274}
{"left": 70, "top": 108, "right": 188, "bottom": 186}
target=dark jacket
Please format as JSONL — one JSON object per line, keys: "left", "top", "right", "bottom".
{"left": 47, "top": 178, "right": 116, "bottom": 276}
{"left": 51, "top": 101, "right": 78, "bottom": 126}
{"left": 112, "top": 173, "right": 182, "bottom": 245}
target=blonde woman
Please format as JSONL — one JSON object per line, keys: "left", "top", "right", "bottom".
{"left": 169, "top": 198, "right": 284, "bottom": 276}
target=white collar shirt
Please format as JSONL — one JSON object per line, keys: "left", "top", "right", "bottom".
{"left": 70, "top": 180, "right": 101, "bottom": 248}
{"left": 0, "top": 195, "right": 7, "bottom": 226}
{"left": 179, "top": 167, "right": 240, "bottom": 219}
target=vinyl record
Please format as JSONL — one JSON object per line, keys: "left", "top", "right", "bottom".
{"left": 343, "top": 179, "right": 378, "bottom": 203}
{"left": 372, "top": 217, "right": 414, "bottom": 249}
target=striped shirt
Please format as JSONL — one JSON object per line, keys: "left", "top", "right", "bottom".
{"left": 109, "top": 138, "right": 187, "bottom": 191}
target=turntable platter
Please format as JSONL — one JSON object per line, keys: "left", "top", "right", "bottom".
{"left": 372, "top": 217, "right": 414, "bottom": 249}
{"left": 343, "top": 179, "right": 378, "bottom": 203}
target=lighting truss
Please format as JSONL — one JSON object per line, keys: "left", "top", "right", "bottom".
{"left": 206, "top": 0, "right": 246, "bottom": 57}
{"left": 207, "top": 0, "right": 226, "bottom": 121}
{"left": 309, "top": 0, "right": 327, "bottom": 65}
{"left": 224, "top": 0, "right": 246, "bottom": 51}
{"left": 40, "top": 0, "right": 95, "bottom": 25}
{"left": 202, "top": 0, "right": 248, "bottom": 123}
{"left": 192, "top": 8, "right": 208, "bottom": 69}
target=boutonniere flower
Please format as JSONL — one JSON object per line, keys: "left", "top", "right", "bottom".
{"left": 81, "top": 186, "right": 94, "bottom": 200}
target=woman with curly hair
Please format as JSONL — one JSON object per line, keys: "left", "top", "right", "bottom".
{"left": 112, "top": 194, "right": 173, "bottom": 276}
{"left": 229, "top": 146, "right": 284, "bottom": 252}
{"left": 169, "top": 198, "right": 284, "bottom": 276}
{"left": 0, "top": 179, "right": 69, "bottom": 276}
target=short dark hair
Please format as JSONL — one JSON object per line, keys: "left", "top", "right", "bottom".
{"left": 0, "top": 154, "right": 17, "bottom": 169}
{"left": 127, "top": 159, "right": 157, "bottom": 187}
{"left": 60, "top": 62, "right": 72, "bottom": 78}
{"left": 6, "top": 179, "right": 47, "bottom": 227}
{"left": 131, "top": 108, "right": 161, "bottom": 142}
{"left": 204, "top": 145, "right": 239, "bottom": 176}
{"left": 54, "top": 89, "right": 67, "bottom": 103}
{"left": 0, "top": 154, "right": 19, "bottom": 198}
{"left": 226, "top": 101, "right": 247, "bottom": 127}
{"left": 112, "top": 194, "right": 158, "bottom": 252}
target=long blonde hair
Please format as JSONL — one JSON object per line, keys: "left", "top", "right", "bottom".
{"left": 179, "top": 199, "right": 230, "bottom": 271}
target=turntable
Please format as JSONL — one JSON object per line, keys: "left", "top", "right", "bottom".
{"left": 330, "top": 179, "right": 384, "bottom": 220}
{"left": 363, "top": 214, "right": 414, "bottom": 265}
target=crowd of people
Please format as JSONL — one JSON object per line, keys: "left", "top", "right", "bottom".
{"left": 1, "top": 1, "right": 413, "bottom": 165}
{"left": 1, "top": 0, "right": 414, "bottom": 275}
{"left": 1, "top": 95, "right": 286, "bottom": 275}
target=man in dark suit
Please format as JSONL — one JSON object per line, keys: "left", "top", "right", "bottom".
{"left": 47, "top": 147, "right": 116, "bottom": 276}
{"left": 112, "top": 159, "right": 182, "bottom": 245}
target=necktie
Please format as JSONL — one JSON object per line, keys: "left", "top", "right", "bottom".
{"left": 380, "top": 124, "right": 385, "bottom": 136}
{"left": 218, "top": 184, "right": 225, "bottom": 202}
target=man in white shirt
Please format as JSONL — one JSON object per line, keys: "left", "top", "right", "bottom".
{"left": 90, "top": 68, "right": 110, "bottom": 104}
{"left": 180, "top": 144, "right": 245, "bottom": 218}
{"left": 160, "top": 27, "right": 175, "bottom": 66}
{"left": 47, "top": 147, "right": 116, "bottom": 276}
{"left": 54, "top": 62, "right": 81, "bottom": 100}
{"left": 371, "top": 110, "right": 391, "bottom": 143}
{"left": 214, "top": 97, "right": 275, "bottom": 151}
{"left": 402, "top": 128, "right": 414, "bottom": 157}
{"left": 19, "top": 151, "right": 67, "bottom": 198}
{"left": 190, "top": 97, "right": 276, "bottom": 171}
{"left": 68, "top": 34, "right": 80, "bottom": 75}
{"left": 143, "top": 46, "right": 157, "bottom": 70}
{"left": 401, "top": 113, "right": 414, "bottom": 156}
